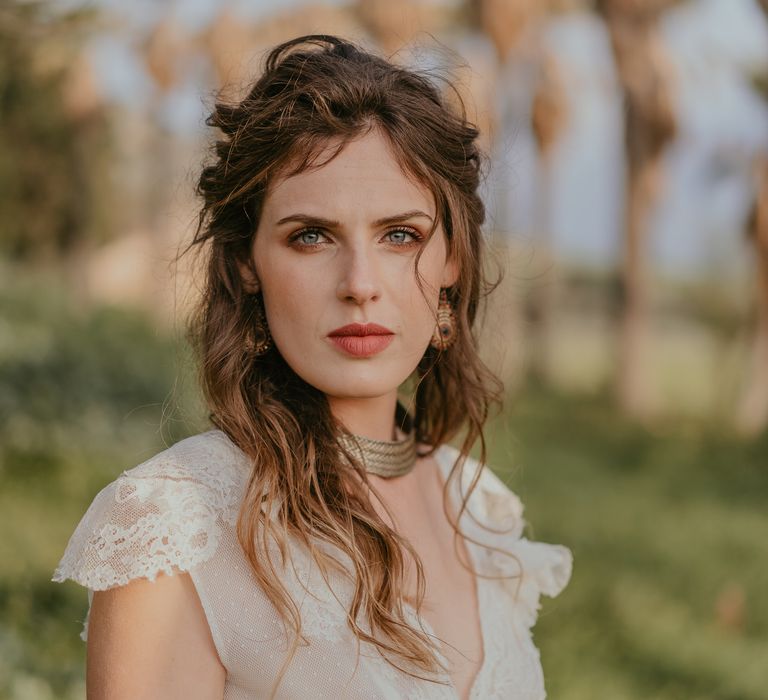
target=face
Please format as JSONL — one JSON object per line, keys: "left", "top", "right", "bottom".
{"left": 240, "top": 128, "right": 458, "bottom": 401}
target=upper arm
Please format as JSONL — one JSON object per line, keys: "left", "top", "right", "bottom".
{"left": 86, "top": 568, "right": 226, "bottom": 700}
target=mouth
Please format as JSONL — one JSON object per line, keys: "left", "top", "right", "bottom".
{"left": 327, "top": 323, "right": 395, "bottom": 357}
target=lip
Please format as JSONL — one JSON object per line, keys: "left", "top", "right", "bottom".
{"left": 328, "top": 323, "right": 394, "bottom": 337}
{"left": 327, "top": 323, "right": 395, "bottom": 358}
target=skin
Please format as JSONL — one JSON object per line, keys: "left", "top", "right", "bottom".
{"left": 240, "top": 127, "right": 458, "bottom": 440}
{"left": 86, "top": 568, "right": 225, "bottom": 699}
{"left": 86, "top": 128, "right": 483, "bottom": 699}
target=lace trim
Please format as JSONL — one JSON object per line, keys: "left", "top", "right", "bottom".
{"left": 51, "top": 430, "right": 251, "bottom": 639}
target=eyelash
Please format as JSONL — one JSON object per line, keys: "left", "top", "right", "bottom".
{"left": 288, "top": 227, "right": 424, "bottom": 250}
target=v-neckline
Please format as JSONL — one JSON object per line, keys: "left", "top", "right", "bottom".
{"left": 401, "top": 443, "right": 489, "bottom": 700}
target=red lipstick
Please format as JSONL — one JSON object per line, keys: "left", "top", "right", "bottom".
{"left": 328, "top": 323, "right": 394, "bottom": 357}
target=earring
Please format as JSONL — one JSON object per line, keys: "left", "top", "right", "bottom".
{"left": 430, "top": 287, "right": 457, "bottom": 351}
{"left": 245, "top": 291, "right": 272, "bottom": 356}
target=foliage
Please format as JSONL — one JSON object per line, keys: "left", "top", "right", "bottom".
{"left": 0, "top": 1, "right": 111, "bottom": 260}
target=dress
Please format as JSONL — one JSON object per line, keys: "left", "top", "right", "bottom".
{"left": 52, "top": 429, "right": 572, "bottom": 699}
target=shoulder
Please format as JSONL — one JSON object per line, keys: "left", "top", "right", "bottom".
{"left": 52, "top": 429, "right": 252, "bottom": 592}
{"left": 117, "top": 429, "right": 251, "bottom": 512}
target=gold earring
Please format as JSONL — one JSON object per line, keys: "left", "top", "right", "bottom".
{"left": 430, "top": 287, "right": 457, "bottom": 351}
{"left": 245, "top": 292, "right": 272, "bottom": 356}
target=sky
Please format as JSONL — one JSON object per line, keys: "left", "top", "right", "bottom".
{"left": 69, "top": 0, "right": 768, "bottom": 280}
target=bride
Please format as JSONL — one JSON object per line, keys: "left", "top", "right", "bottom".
{"left": 53, "top": 34, "right": 571, "bottom": 699}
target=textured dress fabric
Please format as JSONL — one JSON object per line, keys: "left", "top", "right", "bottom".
{"left": 52, "top": 429, "right": 572, "bottom": 699}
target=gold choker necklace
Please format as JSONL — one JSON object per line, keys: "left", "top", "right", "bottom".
{"left": 337, "top": 401, "right": 417, "bottom": 478}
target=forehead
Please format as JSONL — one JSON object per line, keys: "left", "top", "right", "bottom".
{"left": 262, "top": 130, "right": 435, "bottom": 219}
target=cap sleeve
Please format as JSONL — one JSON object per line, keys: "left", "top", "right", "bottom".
{"left": 51, "top": 430, "right": 249, "bottom": 640}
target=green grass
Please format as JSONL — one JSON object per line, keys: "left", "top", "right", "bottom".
{"left": 490, "top": 387, "right": 768, "bottom": 700}
{"left": 1, "top": 278, "right": 766, "bottom": 699}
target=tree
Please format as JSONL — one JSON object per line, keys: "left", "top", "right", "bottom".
{"left": 0, "top": 0, "right": 109, "bottom": 261}
{"left": 476, "top": 0, "right": 569, "bottom": 387}
{"left": 594, "top": 0, "right": 680, "bottom": 419}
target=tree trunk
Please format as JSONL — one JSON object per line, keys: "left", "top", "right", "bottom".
{"left": 599, "top": 1, "right": 677, "bottom": 419}
{"left": 528, "top": 49, "right": 567, "bottom": 385}
{"left": 735, "top": 156, "right": 768, "bottom": 436}
{"left": 616, "top": 159, "right": 658, "bottom": 416}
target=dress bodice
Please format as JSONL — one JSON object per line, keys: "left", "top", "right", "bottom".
{"left": 52, "top": 429, "right": 572, "bottom": 699}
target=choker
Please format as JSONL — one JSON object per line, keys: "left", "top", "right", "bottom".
{"left": 337, "top": 401, "right": 417, "bottom": 479}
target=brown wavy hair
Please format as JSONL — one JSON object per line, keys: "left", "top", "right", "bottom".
{"left": 183, "top": 34, "right": 506, "bottom": 695}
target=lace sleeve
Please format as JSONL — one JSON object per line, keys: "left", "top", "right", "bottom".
{"left": 51, "top": 432, "right": 248, "bottom": 641}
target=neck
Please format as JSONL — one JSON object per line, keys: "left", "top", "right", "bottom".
{"left": 327, "top": 392, "right": 401, "bottom": 441}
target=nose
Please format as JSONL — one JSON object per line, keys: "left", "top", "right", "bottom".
{"left": 336, "top": 244, "right": 381, "bottom": 305}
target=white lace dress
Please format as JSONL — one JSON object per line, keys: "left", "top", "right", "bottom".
{"left": 52, "top": 429, "right": 572, "bottom": 699}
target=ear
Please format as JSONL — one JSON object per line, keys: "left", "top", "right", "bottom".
{"left": 237, "top": 257, "right": 261, "bottom": 294}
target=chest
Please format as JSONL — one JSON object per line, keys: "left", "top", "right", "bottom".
{"left": 368, "top": 461, "right": 484, "bottom": 699}
{"left": 405, "top": 526, "right": 485, "bottom": 700}
{"left": 187, "top": 467, "right": 547, "bottom": 699}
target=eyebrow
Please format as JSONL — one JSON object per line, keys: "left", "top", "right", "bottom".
{"left": 275, "top": 210, "right": 434, "bottom": 228}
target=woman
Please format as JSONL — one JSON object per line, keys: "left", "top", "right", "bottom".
{"left": 53, "top": 35, "right": 571, "bottom": 699}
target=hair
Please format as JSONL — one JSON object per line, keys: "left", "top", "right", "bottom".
{"left": 183, "top": 34, "right": 507, "bottom": 695}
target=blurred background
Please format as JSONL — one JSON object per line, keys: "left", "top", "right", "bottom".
{"left": 1, "top": 0, "right": 767, "bottom": 698}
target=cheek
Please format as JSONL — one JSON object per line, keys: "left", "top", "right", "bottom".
{"left": 400, "top": 269, "right": 443, "bottom": 339}
{"left": 253, "top": 252, "right": 317, "bottom": 330}
{"left": 404, "top": 284, "right": 437, "bottom": 322}
{"left": 263, "top": 275, "right": 319, "bottom": 336}
{"left": 261, "top": 283, "right": 328, "bottom": 380}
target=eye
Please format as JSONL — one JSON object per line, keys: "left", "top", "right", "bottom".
{"left": 385, "top": 227, "right": 423, "bottom": 246}
{"left": 288, "top": 228, "right": 328, "bottom": 249}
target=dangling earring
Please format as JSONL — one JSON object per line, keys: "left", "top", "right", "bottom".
{"left": 245, "top": 291, "right": 272, "bottom": 356}
{"left": 430, "top": 287, "right": 457, "bottom": 351}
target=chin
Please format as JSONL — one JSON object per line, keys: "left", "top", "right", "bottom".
{"left": 316, "top": 377, "right": 400, "bottom": 399}
{"left": 305, "top": 366, "right": 408, "bottom": 399}
{"left": 281, "top": 345, "right": 422, "bottom": 396}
